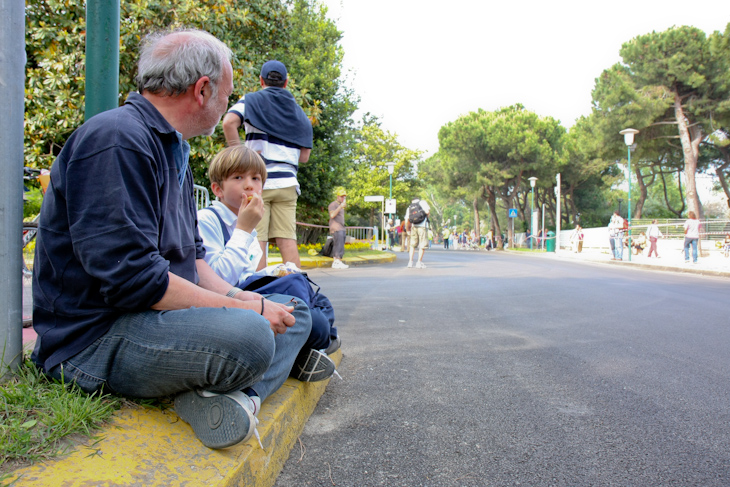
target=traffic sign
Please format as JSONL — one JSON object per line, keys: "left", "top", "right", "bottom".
{"left": 508, "top": 208, "right": 518, "bottom": 218}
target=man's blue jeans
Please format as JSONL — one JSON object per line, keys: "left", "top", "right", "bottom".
{"left": 684, "top": 237, "right": 698, "bottom": 263}
{"left": 614, "top": 237, "right": 624, "bottom": 259}
{"left": 47, "top": 294, "right": 311, "bottom": 402}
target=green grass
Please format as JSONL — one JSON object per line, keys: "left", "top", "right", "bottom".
{"left": 0, "top": 358, "right": 125, "bottom": 478}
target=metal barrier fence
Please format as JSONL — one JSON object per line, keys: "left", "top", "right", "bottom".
{"left": 296, "top": 222, "right": 374, "bottom": 245}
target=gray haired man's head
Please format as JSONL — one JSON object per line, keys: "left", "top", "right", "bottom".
{"left": 136, "top": 29, "right": 233, "bottom": 97}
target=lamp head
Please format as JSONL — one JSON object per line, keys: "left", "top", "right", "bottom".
{"left": 385, "top": 162, "right": 396, "bottom": 175}
{"left": 528, "top": 177, "right": 538, "bottom": 188}
{"left": 619, "top": 128, "right": 639, "bottom": 146}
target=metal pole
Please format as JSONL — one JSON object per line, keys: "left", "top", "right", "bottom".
{"left": 85, "top": 0, "right": 120, "bottom": 120}
{"left": 541, "top": 203, "right": 545, "bottom": 251}
{"left": 555, "top": 173, "right": 561, "bottom": 252}
{"left": 388, "top": 174, "right": 392, "bottom": 249}
{"left": 1, "top": 0, "right": 26, "bottom": 378}
{"left": 627, "top": 146, "right": 632, "bottom": 262}
{"left": 530, "top": 188, "right": 534, "bottom": 249}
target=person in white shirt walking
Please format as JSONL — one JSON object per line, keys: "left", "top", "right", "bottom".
{"left": 646, "top": 219, "right": 663, "bottom": 258}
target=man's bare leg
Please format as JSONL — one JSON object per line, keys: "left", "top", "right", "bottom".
{"left": 256, "top": 240, "right": 268, "bottom": 271}
{"left": 276, "top": 238, "right": 301, "bottom": 268}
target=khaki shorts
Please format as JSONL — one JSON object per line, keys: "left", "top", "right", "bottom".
{"left": 409, "top": 226, "right": 429, "bottom": 250}
{"left": 256, "top": 186, "right": 298, "bottom": 241}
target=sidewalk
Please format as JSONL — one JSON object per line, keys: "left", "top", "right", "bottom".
{"left": 10, "top": 250, "right": 394, "bottom": 486}
{"left": 269, "top": 249, "right": 397, "bottom": 269}
{"left": 517, "top": 242, "right": 730, "bottom": 278}
{"left": 6, "top": 350, "right": 342, "bottom": 487}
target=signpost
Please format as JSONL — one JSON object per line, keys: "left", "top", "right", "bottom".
{"left": 365, "top": 195, "right": 385, "bottom": 248}
{"left": 508, "top": 208, "right": 518, "bottom": 248}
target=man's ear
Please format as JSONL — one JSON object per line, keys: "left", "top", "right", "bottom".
{"left": 194, "top": 76, "right": 210, "bottom": 106}
{"left": 210, "top": 181, "right": 224, "bottom": 199}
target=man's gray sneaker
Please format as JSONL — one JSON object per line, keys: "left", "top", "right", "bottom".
{"left": 292, "top": 349, "right": 336, "bottom": 382}
{"left": 324, "top": 336, "right": 341, "bottom": 355}
{"left": 174, "top": 390, "right": 259, "bottom": 449}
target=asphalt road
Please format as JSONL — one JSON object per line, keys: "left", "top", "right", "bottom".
{"left": 276, "top": 249, "right": 730, "bottom": 487}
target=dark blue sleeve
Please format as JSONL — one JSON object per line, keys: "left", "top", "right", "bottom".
{"left": 65, "top": 144, "right": 170, "bottom": 310}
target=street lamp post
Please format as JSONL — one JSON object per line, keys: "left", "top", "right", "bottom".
{"left": 620, "top": 128, "right": 639, "bottom": 262}
{"left": 385, "top": 162, "right": 396, "bottom": 250}
{"left": 617, "top": 198, "right": 623, "bottom": 215}
{"left": 528, "top": 177, "right": 537, "bottom": 249}
{"left": 385, "top": 162, "right": 396, "bottom": 218}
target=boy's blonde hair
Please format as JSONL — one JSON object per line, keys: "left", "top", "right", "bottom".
{"left": 208, "top": 145, "right": 267, "bottom": 186}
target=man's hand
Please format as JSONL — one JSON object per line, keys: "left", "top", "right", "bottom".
{"left": 262, "top": 299, "right": 296, "bottom": 335}
{"left": 232, "top": 291, "right": 296, "bottom": 335}
{"left": 231, "top": 290, "right": 263, "bottom": 302}
{"left": 236, "top": 193, "right": 264, "bottom": 234}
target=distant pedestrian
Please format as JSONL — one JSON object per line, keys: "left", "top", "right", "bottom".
{"left": 608, "top": 212, "right": 624, "bottom": 260}
{"left": 646, "top": 219, "right": 663, "bottom": 258}
{"left": 386, "top": 219, "right": 395, "bottom": 250}
{"left": 443, "top": 227, "right": 450, "bottom": 249}
{"left": 405, "top": 198, "right": 430, "bottom": 268}
{"left": 328, "top": 187, "right": 349, "bottom": 269}
{"left": 683, "top": 211, "right": 700, "bottom": 264}
{"left": 571, "top": 225, "right": 583, "bottom": 253}
{"left": 400, "top": 220, "right": 409, "bottom": 252}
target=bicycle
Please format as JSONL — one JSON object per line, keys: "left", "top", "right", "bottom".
{"left": 22, "top": 167, "right": 50, "bottom": 327}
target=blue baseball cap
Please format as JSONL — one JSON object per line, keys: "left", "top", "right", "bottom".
{"left": 260, "top": 60, "right": 287, "bottom": 80}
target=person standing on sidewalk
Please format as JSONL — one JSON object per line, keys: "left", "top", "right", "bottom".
{"left": 328, "top": 187, "right": 349, "bottom": 269}
{"left": 646, "top": 219, "right": 663, "bottom": 258}
{"left": 608, "top": 212, "right": 624, "bottom": 260}
{"left": 683, "top": 211, "right": 701, "bottom": 264}
{"left": 405, "top": 198, "right": 430, "bottom": 268}
{"left": 222, "top": 60, "right": 313, "bottom": 271}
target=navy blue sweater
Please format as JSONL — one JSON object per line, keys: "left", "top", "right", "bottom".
{"left": 32, "top": 93, "right": 205, "bottom": 372}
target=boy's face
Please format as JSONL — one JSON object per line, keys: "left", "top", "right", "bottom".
{"left": 214, "top": 170, "right": 263, "bottom": 214}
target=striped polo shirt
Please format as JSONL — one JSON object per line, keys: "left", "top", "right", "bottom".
{"left": 227, "top": 97, "right": 302, "bottom": 194}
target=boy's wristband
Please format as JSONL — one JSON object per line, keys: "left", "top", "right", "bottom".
{"left": 226, "top": 287, "right": 243, "bottom": 298}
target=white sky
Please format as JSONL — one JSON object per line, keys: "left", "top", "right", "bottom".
{"left": 320, "top": 0, "right": 730, "bottom": 158}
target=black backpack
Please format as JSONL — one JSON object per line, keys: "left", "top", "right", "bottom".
{"left": 408, "top": 201, "right": 427, "bottom": 224}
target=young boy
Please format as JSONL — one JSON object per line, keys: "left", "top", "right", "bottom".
{"left": 198, "top": 146, "right": 339, "bottom": 384}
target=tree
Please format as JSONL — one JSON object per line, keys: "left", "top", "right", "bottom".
{"left": 345, "top": 119, "right": 421, "bottom": 227}
{"left": 437, "top": 105, "right": 565, "bottom": 245}
{"left": 24, "top": 0, "right": 354, "bottom": 221}
{"left": 615, "top": 25, "right": 729, "bottom": 219}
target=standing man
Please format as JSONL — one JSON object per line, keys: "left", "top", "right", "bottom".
{"left": 31, "top": 30, "right": 311, "bottom": 450}
{"left": 610, "top": 211, "right": 625, "bottom": 260}
{"left": 328, "top": 187, "right": 349, "bottom": 269}
{"left": 222, "top": 60, "right": 313, "bottom": 270}
{"left": 405, "top": 197, "right": 430, "bottom": 268}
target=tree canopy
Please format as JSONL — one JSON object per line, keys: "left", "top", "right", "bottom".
{"left": 24, "top": 0, "right": 357, "bottom": 220}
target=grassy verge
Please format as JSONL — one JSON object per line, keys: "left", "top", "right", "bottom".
{"left": 0, "top": 359, "right": 125, "bottom": 479}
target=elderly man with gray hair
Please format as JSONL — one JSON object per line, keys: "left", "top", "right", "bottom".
{"left": 31, "top": 29, "right": 311, "bottom": 449}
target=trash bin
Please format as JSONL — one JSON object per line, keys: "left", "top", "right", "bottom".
{"left": 480, "top": 237, "right": 485, "bottom": 245}
{"left": 546, "top": 231, "right": 556, "bottom": 252}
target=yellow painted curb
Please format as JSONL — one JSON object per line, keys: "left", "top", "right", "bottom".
{"left": 7, "top": 350, "right": 342, "bottom": 487}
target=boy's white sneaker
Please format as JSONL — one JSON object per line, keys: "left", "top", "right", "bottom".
{"left": 332, "top": 260, "right": 349, "bottom": 269}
